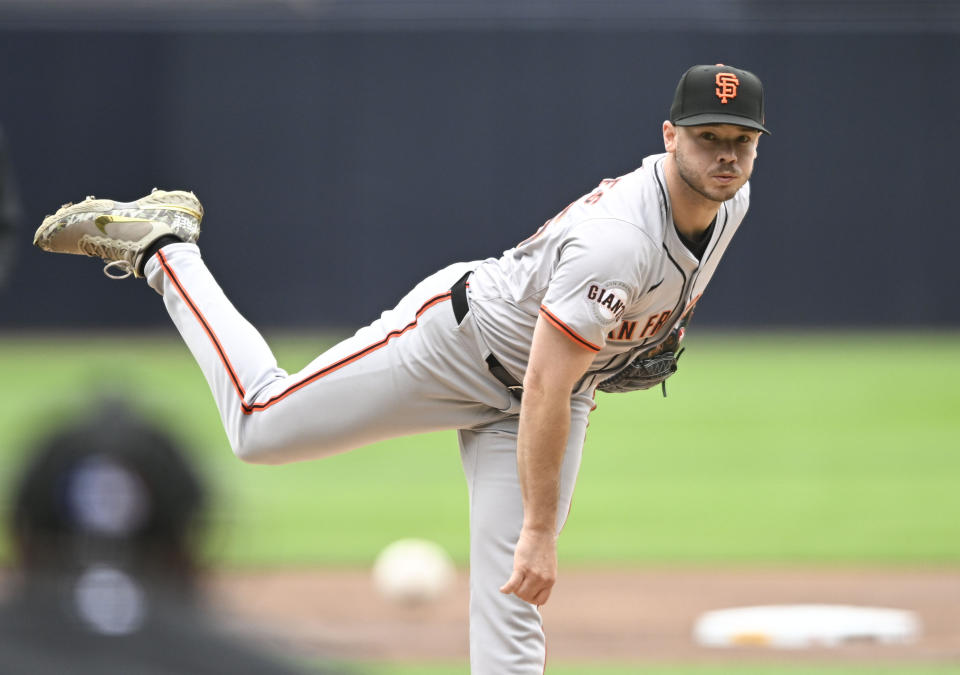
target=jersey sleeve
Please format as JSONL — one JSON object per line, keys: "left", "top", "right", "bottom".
{"left": 540, "top": 219, "right": 656, "bottom": 352}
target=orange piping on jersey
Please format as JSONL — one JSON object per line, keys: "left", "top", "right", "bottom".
{"left": 539, "top": 305, "right": 601, "bottom": 352}
{"left": 158, "top": 250, "right": 452, "bottom": 415}
{"left": 682, "top": 293, "right": 702, "bottom": 317}
{"left": 158, "top": 249, "right": 248, "bottom": 403}
{"left": 244, "top": 291, "right": 451, "bottom": 413}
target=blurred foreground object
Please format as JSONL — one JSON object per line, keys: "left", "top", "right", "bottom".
{"left": 0, "top": 401, "right": 333, "bottom": 674}
{"left": 693, "top": 604, "right": 921, "bottom": 648}
{"left": 0, "top": 122, "right": 22, "bottom": 290}
{"left": 373, "top": 538, "right": 455, "bottom": 606}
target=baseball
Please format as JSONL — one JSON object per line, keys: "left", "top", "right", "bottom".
{"left": 372, "top": 538, "right": 455, "bottom": 606}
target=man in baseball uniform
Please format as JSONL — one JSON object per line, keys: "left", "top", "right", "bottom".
{"left": 35, "top": 64, "right": 769, "bottom": 674}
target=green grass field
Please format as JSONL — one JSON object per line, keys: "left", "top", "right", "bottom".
{"left": 1, "top": 331, "right": 958, "bottom": 675}
{"left": 0, "top": 331, "right": 958, "bottom": 568}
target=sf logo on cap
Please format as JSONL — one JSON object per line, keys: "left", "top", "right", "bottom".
{"left": 715, "top": 73, "right": 739, "bottom": 104}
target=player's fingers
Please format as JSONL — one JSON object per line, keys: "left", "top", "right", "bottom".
{"left": 532, "top": 586, "right": 552, "bottom": 607}
{"left": 514, "top": 574, "right": 550, "bottom": 604}
{"left": 499, "top": 570, "right": 524, "bottom": 595}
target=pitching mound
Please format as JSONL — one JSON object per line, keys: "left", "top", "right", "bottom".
{"left": 205, "top": 567, "right": 960, "bottom": 665}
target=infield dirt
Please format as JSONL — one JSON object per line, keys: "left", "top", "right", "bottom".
{"left": 206, "top": 568, "right": 960, "bottom": 666}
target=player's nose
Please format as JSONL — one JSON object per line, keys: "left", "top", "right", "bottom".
{"left": 716, "top": 141, "right": 738, "bottom": 163}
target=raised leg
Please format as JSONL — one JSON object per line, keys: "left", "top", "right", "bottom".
{"left": 145, "top": 243, "right": 505, "bottom": 464}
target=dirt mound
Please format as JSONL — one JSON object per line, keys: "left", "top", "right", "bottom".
{"left": 206, "top": 567, "right": 960, "bottom": 665}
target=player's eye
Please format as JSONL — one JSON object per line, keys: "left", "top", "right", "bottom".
{"left": 701, "top": 132, "right": 716, "bottom": 141}
{"left": 737, "top": 136, "right": 751, "bottom": 143}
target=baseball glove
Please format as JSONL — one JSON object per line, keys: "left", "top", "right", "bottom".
{"left": 599, "top": 303, "right": 698, "bottom": 396}
{"left": 596, "top": 318, "right": 690, "bottom": 396}
{"left": 596, "top": 348, "right": 683, "bottom": 395}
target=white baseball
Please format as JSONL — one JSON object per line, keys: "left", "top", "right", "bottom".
{"left": 372, "top": 538, "right": 455, "bottom": 606}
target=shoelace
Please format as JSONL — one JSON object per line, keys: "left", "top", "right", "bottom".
{"left": 78, "top": 238, "right": 135, "bottom": 279}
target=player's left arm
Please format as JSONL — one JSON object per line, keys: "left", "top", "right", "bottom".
{"left": 499, "top": 314, "right": 596, "bottom": 606}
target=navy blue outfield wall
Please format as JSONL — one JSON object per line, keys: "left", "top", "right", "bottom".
{"left": 0, "top": 28, "right": 957, "bottom": 329}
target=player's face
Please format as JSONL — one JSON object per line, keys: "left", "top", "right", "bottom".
{"left": 669, "top": 124, "right": 760, "bottom": 203}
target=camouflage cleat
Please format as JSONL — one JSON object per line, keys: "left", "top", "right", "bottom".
{"left": 33, "top": 189, "right": 203, "bottom": 279}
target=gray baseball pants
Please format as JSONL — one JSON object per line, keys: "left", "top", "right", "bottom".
{"left": 144, "top": 243, "right": 593, "bottom": 674}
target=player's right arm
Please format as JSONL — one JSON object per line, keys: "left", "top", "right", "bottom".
{"left": 499, "top": 313, "right": 596, "bottom": 606}
{"left": 500, "top": 218, "right": 653, "bottom": 605}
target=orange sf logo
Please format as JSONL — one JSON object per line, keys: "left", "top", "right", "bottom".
{"left": 715, "top": 73, "right": 739, "bottom": 104}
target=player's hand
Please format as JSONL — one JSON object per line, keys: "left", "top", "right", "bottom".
{"left": 499, "top": 526, "right": 558, "bottom": 606}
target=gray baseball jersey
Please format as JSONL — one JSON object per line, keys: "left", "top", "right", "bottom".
{"left": 469, "top": 152, "right": 749, "bottom": 392}
{"left": 138, "top": 151, "right": 749, "bottom": 675}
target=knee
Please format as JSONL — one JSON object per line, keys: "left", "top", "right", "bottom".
{"left": 233, "top": 445, "right": 270, "bottom": 465}
{"left": 229, "top": 422, "right": 343, "bottom": 465}
{"left": 232, "top": 437, "right": 282, "bottom": 465}
{"left": 230, "top": 423, "right": 292, "bottom": 465}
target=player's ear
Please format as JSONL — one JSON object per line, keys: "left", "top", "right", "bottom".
{"left": 663, "top": 121, "right": 678, "bottom": 153}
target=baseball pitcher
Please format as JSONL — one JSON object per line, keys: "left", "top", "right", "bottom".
{"left": 35, "top": 64, "right": 769, "bottom": 674}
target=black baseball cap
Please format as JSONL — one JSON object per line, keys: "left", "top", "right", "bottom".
{"left": 670, "top": 64, "right": 770, "bottom": 135}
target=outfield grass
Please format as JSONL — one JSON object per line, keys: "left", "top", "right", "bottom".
{"left": 0, "top": 331, "right": 958, "bottom": 567}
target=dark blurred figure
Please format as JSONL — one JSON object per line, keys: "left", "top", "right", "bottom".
{"left": 0, "top": 402, "right": 341, "bottom": 674}
{"left": 0, "top": 122, "right": 22, "bottom": 290}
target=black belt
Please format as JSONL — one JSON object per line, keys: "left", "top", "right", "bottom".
{"left": 450, "top": 272, "right": 524, "bottom": 400}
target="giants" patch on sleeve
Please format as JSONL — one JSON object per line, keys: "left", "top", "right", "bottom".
{"left": 586, "top": 283, "right": 628, "bottom": 323}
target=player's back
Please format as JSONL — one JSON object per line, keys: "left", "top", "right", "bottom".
{"left": 468, "top": 152, "right": 751, "bottom": 389}
{"left": 468, "top": 154, "right": 669, "bottom": 382}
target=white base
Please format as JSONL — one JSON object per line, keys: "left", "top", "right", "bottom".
{"left": 693, "top": 604, "right": 921, "bottom": 648}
